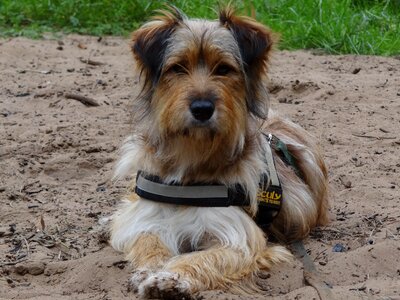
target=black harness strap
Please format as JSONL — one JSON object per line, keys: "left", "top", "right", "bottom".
{"left": 255, "top": 136, "right": 283, "bottom": 229}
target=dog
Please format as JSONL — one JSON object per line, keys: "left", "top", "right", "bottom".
{"left": 110, "top": 6, "right": 329, "bottom": 299}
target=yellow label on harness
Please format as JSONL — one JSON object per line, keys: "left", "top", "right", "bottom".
{"left": 257, "top": 189, "right": 282, "bottom": 206}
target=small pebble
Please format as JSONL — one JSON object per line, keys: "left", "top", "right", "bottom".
{"left": 96, "top": 186, "right": 106, "bottom": 192}
{"left": 15, "top": 262, "right": 46, "bottom": 276}
{"left": 332, "top": 243, "right": 346, "bottom": 252}
{"left": 0, "top": 226, "right": 13, "bottom": 237}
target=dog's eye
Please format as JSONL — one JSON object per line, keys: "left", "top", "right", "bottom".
{"left": 169, "top": 64, "right": 187, "bottom": 75}
{"left": 214, "top": 64, "right": 234, "bottom": 76}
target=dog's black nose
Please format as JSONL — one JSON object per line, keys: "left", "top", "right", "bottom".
{"left": 190, "top": 100, "right": 215, "bottom": 122}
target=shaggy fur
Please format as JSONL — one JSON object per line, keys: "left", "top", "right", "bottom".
{"left": 111, "top": 6, "right": 329, "bottom": 299}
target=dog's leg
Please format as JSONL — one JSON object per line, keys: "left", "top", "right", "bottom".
{"left": 138, "top": 245, "right": 291, "bottom": 298}
{"left": 125, "top": 233, "right": 173, "bottom": 292}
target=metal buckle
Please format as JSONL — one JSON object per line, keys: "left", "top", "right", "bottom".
{"left": 266, "top": 133, "right": 273, "bottom": 144}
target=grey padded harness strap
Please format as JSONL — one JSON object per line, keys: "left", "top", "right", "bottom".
{"left": 136, "top": 175, "right": 228, "bottom": 199}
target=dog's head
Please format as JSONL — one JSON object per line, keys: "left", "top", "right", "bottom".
{"left": 131, "top": 7, "right": 274, "bottom": 172}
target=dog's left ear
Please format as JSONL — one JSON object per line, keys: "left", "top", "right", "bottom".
{"left": 220, "top": 7, "right": 275, "bottom": 118}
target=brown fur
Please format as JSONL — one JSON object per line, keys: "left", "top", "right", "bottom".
{"left": 127, "top": 234, "right": 172, "bottom": 270}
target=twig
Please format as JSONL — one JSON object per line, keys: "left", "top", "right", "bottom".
{"left": 379, "top": 128, "right": 390, "bottom": 133}
{"left": 349, "top": 286, "right": 367, "bottom": 291}
{"left": 385, "top": 228, "right": 398, "bottom": 240}
{"left": 313, "top": 248, "right": 327, "bottom": 262}
{"left": 79, "top": 58, "right": 105, "bottom": 66}
{"left": 351, "top": 133, "right": 396, "bottom": 140}
{"left": 19, "top": 69, "right": 52, "bottom": 74}
{"left": 23, "top": 237, "right": 30, "bottom": 257}
{"left": 21, "top": 180, "right": 40, "bottom": 193}
{"left": 65, "top": 93, "right": 100, "bottom": 107}
{"left": 0, "top": 258, "right": 28, "bottom": 267}
{"left": 2, "top": 210, "right": 31, "bottom": 218}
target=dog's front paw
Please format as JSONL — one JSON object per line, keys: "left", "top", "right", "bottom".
{"left": 138, "top": 271, "right": 193, "bottom": 300}
{"left": 129, "top": 268, "right": 153, "bottom": 293}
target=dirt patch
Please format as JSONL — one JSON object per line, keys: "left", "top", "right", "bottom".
{"left": 1, "top": 36, "right": 399, "bottom": 299}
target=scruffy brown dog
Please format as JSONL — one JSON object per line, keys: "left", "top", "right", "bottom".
{"left": 111, "top": 7, "right": 329, "bottom": 299}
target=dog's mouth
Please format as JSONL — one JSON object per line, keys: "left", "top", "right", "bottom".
{"left": 190, "top": 118, "right": 215, "bottom": 128}
{"left": 181, "top": 125, "right": 217, "bottom": 138}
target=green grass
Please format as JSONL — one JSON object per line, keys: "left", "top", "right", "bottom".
{"left": 0, "top": 0, "right": 399, "bottom": 55}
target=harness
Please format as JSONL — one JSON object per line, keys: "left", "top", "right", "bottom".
{"left": 135, "top": 134, "right": 300, "bottom": 228}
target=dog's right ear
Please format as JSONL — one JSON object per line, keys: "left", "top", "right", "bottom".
{"left": 132, "top": 7, "right": 183, "bottom": 86}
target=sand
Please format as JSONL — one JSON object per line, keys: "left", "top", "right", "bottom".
{"left": 0, "top": 35, "right": 399, "bottom": 300}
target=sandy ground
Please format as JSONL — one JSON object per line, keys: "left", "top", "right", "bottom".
{"left": 0, "top": 35, "right": 399, "bottom": 300}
